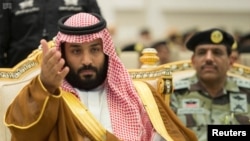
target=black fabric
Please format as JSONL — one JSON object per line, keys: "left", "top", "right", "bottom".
{"left": 186, "top": 28, "right": 235, "bottom": 52}
{"left": 238, "top": 33, "right": 250, "bottom": 53}
{"left": 0, "top": 0, "right": 102, "bottom": 68}
{"left": 58, "top": 13, "right": 106, "bottom": 35}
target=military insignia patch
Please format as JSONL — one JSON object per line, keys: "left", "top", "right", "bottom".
{"left": 230, "top": 94, "right": 248, "bottom": 113}
{"left": 174, "top": 80, "right": 190, "bottom": 90}
{"left": 177, "top": 99, "right": 205, "bottom": 114}
{"left": 210, "top": 30, "right": 223, "bottom": 43}
{"left": 182, "top": 98, "right": 200, "bottom": 108}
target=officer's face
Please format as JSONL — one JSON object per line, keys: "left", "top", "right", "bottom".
{"left": 191, "top": 44, "right": 233, "bottom": 82}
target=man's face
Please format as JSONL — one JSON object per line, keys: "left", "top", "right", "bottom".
{"left": 155, "top": 44, "right": 170, "bottom": 64}
{"left": 191, "top": 44, "right": 233, "bottom": 82}
{"left": 63, "top": 38, "right": 108, "bottom": 90}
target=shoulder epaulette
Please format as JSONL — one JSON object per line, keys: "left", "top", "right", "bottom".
{"left": 174, "top": 79, "right": 190, "bottom": 91}
{"left": 229, "top": 77, "right": 250, "bottom": 89}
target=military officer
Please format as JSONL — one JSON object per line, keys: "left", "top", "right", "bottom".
{"left": 170, "top": 28, "right": 250, "bottom": 141}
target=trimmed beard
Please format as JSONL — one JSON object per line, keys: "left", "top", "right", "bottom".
{"left": 61, "top": 44, "right": 108, "bottom": 90}
{"left": 65, "top": 55, "right": 108, "bottom": 91}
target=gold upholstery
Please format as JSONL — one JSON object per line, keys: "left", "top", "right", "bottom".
{"left": 228, "top": 63, "right": 250, "bottom": 79}
{"left": 128, "top": 47, "right": 173, "bottom": 104}
{"left": 128, "top": 66, "right": 173, "bottom": 104}
{"left": 160, "top": 60, "right": 194, "bottom": 82}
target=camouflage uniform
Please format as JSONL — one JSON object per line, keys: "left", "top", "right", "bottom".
{"left": 170, "top": 75, "right": 250, "bottom": 141}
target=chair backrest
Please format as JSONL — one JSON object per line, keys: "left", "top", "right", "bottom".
{"left": 128, "top": 48, "right": 173, "bottom": 104}
{"left": 0, "top": 52, "right": 42, "bottom": 141}
{"left": 0, "top": 41, "right": 56, "bottom": 141}
{"left": 161, "top": 60, "right": 195, "bottom": 82}
{"left": 128, "top": 65, "right": 173, "bottom": 104}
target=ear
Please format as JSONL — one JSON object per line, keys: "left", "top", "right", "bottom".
{"left": 226, "top": 55, "right": 235, "bottom": 71}
{"left": 229, "top": 51, "right": 239, "bottom": 64}
{"left": 229, "top": 54, "right": 236, "bottom": 65}
{"left": 191, "top": 54, "right": 195, "bottom": 65}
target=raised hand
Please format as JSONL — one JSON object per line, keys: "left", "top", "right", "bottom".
{"left": 39, "top": 39, "right": 69, "bottom": 94}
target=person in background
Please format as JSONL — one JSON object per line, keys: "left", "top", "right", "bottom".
{"left": 166, "top": 28, "right": 196, "bottom": 62}
{"left": 0, "top": 0, "right": 102, "bottom": 68}
{"left": 4, "top": 12, "right": 197, "bottom": 141}
{"left": 238, "top": 33, "right": 250, "bottom": 52}
{"left": 122, "top": 28, "right": 153, "bottom": 53}
{"left": 150, "top": 40, "right": 171, "bottom": 65}
{"left": 170, "top": 28, "right": 250, "bottom": 141}
{"left": 237, "top": 33, "right": 250, "bottom": 66}
{"left": 230, "top": 41, "right": 240, "bottom": 63}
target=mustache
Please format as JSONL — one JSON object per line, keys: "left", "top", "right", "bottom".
{"left": 77, "top": 65, "right": 97, "bottom": 73}
{"left": 201, "top": 62, "right": 217, "bottom": 70}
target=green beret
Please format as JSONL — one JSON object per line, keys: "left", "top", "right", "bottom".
{"left": 186, "top": 28, "right": 236, "bottom": 52}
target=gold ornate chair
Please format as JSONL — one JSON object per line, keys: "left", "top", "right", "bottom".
{"left": 0, "top": 55, "right": 41, "bottom": 141}
{"left": 0, "top": 43, "right": 173, "bottom": 140}
{"left": 0, "top": 41, "right": 55, "bottom": 141}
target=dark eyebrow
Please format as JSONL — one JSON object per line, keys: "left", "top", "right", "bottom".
{"left": 90, "top": 42, "right": 101, "bottom": 47}
{"left": 69, "top": 44, "right": 81, "bottom": 48}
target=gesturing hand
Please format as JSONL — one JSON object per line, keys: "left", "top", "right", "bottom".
{"left": 40, "top": 39, "right": 69, "bottom": 94}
